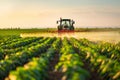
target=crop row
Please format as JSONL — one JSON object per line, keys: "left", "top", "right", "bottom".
{"left": 55, "top": 38, "right": 90, "bottom": 80}
{"left": 0, "top": 37, "right": 47, "bottom": 60}
{"left": 0, "top": 37, "right": 55, "bottom": 79}
{"left": 7, "top": 38, "right": 61, "bottom": 80}
{"left": 70, "top": 38, "right": 120, "bottom": 80}
{"left": 0, "top": 37, "right": 120, "bottom": 80}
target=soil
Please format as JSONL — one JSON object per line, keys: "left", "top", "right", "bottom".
{"left": 82, "top": 59, "right": 103, "bottom": 80}
{"left": 47, "top": 51, "right": 64, "bottom": 80}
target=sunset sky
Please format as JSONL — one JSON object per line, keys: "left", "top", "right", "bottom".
{"left": 0, "top": 0, "right": 120, "bottom": 28}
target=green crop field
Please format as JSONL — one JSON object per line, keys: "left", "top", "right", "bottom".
{"left": 0, "top": 28, "right": 120, "bottom": 80}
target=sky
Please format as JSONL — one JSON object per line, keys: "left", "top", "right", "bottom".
{"left": 0, "top": 0, "right": 120, "bottom": 28}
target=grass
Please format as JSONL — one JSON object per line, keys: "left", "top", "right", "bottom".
{"left": 0, "top": 28, "right": 120, "bottom": 35}
{"left": 0, "top": 28, "right": 57, "bottom": 37}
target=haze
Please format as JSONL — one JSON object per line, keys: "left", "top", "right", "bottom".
{"left": 0, "top": 0, "right": 120, "bottom": 28}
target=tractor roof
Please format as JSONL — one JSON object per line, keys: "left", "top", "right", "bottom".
{"left": 61, "top": 19, "right": 71, "bottom": 21}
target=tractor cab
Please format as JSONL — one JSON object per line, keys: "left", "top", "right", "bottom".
{"left": 57, "top": 18, "right": 75, "bottom": 32}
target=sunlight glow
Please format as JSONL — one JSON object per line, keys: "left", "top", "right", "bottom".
{"left": 0, "top": 0, "right": 120, "bottom": 28}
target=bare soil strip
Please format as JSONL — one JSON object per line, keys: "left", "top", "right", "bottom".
{"left": 47, "top": 51, "right": 63, "bottom": 80}
{"left": 47, "top": 40, "right": 63, "bottom": 80}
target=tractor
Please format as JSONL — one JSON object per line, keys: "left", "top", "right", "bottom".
{"left": 57, "top": 18, "right": 75, "bottom": 32}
